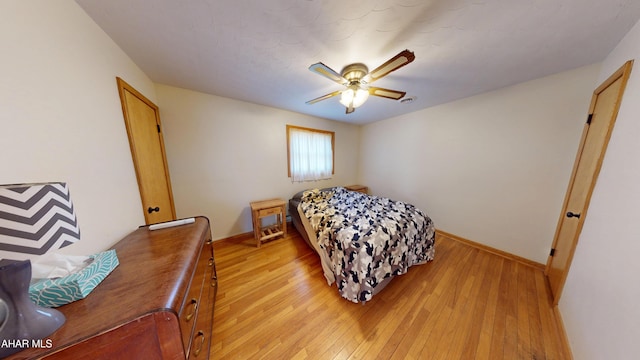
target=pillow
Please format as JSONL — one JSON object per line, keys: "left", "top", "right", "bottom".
{"left": 290, "top": 187, "right": 335, "bottom": 200}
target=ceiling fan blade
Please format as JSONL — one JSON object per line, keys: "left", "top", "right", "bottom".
{"left": 309, "top": 62, "right": 349, "bottom": 85}
{"left": 364, "top": 49, "right": 415, "bottom": 84}
{"left": 306, "top": 90, "right": 342, "bottom": 105}
{"left": 369, "top": 87, "right": 406, "bottom": 100}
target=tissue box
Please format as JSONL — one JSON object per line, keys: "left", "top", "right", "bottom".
{"left": 29, "top": 250, "right": 119, "bottom": 307}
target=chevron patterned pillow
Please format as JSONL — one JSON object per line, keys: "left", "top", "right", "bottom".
{"left": 0, "top": 182, "right": 80, "bottom": 261}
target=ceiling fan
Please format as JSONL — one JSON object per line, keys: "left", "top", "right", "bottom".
{"left": 306, "top": 49, "right": 415, "bottom": 114}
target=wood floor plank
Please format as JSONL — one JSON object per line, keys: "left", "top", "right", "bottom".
{"left": 210, "top": 228, "right": 567, "bottom": 359}
{"left": 474, "top": 255, "right": 504, "bottom": 360}
{"left": 504, "top": 261, "right": 520, "bottom": 360}
{"left": 432, "top": 248, "right": 483, "bottom": 360}
{"left": 517, "top": 263, "right": 533, "bottom": 358}
{"left": 535, "top": 270, "right": 565, "bottom": 359}
{"left": 456, "top": 251, "right": 493, "bottom": 360}
{"left": 385, "top": 237, "right": 457, "bottom": 359}
{"left": 527, "top": 264, "right": 546, "bottom": 359}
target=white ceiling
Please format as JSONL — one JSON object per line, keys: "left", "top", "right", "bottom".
{"left": 76, "top": 0, "right": 640, "bottom": 125}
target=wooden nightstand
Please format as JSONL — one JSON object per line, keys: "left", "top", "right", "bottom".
{"left": 345, "top": 185, "right": 369, "bottom": 194}
{"left": 250, "top": 198, "right": 287, "bottom": 248}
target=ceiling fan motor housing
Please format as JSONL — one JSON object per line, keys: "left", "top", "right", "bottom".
{"left": 341, "top": 63, "right": 369, "bottom": 83}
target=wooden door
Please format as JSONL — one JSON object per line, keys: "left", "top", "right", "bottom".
{"left": 117, "top": 77, "right": 176, "bottom": 224}
{"left": 546, "top": 61, "right": 633, "bottom": 304}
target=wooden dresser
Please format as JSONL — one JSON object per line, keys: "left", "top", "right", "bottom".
{"left": 7, "top": 216, "right": 217, "bottom": 360}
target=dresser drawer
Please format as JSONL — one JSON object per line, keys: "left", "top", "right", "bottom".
{"left": 179, "top": 239, "right": 211, "bottom": 356}
{"left": 189, "top": 250, "right": 215, "bottom": 359}
{"left": 258, "top": 206, "right": 282, "bottom": 217}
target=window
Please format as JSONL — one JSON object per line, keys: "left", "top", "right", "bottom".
{"left": 287, "top": 125, "right": 334, "bottom": 182}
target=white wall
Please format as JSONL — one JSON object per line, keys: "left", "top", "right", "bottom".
{"left": 560, "top": 18, "right": 640, "bottom": 360}
{"left": 359, "top": 64, "right": 600, "bottom": 263}
{"left": 0, "top": 1, "right": 155, "bottom": 256}
{"left": 155, "top": 85, "right": 361, "bottom": 240}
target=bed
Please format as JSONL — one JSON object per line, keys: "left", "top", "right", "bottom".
{"left": 289, "top": 186, "right": 435, "bottom": 303}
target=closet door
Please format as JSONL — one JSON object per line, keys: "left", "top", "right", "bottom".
{"left": 117, "top": 77, "right": 176, "bottom": 224}
{"left": 546, "top": 61, "right": 633, "bottom": 304}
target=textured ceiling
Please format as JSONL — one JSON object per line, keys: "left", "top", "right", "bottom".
{"left": 76, "top": 0, "right": 640, "bottom": 124}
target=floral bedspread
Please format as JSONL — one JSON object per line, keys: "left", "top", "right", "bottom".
{"left": 299, "top": 187, "right": 435, "bottom": 303}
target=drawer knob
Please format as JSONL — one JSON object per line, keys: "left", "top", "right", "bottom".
{"left": 185, "top": 298, "right": 198, "bottom": 322}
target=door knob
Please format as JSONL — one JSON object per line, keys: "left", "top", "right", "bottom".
{"left": 566, "top": 211, "right": 581, "bottom": 219}
{"left": 148, "top": 206, "right": 160, "bottom": 214}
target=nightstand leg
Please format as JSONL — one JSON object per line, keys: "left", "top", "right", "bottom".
{"left": 281, "top": 205, "right": 287, "bottom": 236}
{"left": 252, "top": 211, "right": 260, "bottom": 248}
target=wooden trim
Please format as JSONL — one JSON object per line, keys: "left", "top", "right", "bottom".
{"left": 594, "top": 59, "right": 634, "bottom": 95}
{"left": 213, "top": 221, "right": 294, "bottom": 243}
{"left": 553, "top": 306, "right": 574, "bottom": 360}
{"left": 226, "top": 227, "right": 546, "bottom": 271}
{"left": 286, "top": 124, "right": 335, "bottom": 178}
{"left": 435, "top": 229, "right": 545, "bottom": 271}
{"left": 214, "top": 230, "right": 253, "bottom": 243}
{"left": 285, "top": 124, "right": 335, "bottom": 135}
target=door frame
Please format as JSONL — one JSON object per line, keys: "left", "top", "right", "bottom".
{"left": 545, "top": 60, "right": 633, "bottom": 304}
{"left": 116, "top": 77, "right": 176, "bottom": 224}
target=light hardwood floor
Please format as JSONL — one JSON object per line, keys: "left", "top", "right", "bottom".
{"left": 211, "top": 228, "right": 567, "bottom": 359}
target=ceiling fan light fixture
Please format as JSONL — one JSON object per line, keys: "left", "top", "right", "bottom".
{"left": 339, "top": 85, "right": 369, "bottom": 108}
